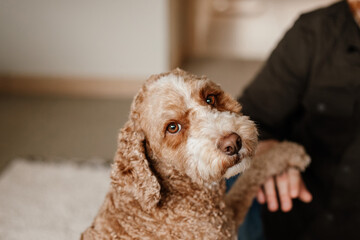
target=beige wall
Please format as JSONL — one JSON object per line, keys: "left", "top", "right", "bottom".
{"left": 0, "top": 0, "right": 339, "bottom": 85}
{"left": 0, "top": 0, "right": 170, "bottom": 80}
{"left": 190, "top": 0, "right": 337, "bottom": 60}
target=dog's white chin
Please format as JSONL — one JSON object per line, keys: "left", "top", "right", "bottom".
{"left": 223, "top": 157, "right": 251, "bottom": 179}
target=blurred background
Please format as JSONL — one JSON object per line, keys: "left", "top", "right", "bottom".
{"left": 0, "top": 0, "right": 337, "bottom": 169}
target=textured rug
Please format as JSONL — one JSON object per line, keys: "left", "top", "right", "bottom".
{"left": 0, "top": 158, "right": 111, "bottom": 240}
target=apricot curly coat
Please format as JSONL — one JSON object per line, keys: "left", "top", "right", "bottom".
{"left": 81, "top": 69, "right": 310, "bottom": 240}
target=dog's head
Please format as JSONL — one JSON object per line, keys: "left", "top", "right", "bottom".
{"left": 111, "top": 69, "right": 258, "bottom": 211}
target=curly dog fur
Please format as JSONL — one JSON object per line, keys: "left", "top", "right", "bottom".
{"left": 81, "top": 69, "right": 310, "bottom": 240}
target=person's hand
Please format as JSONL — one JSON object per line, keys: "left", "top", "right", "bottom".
{"left": 255, "top": 140, "right": 313, "bottom": 212}
{"left": 257, "top": 168, "right": 312, "bottom": 212}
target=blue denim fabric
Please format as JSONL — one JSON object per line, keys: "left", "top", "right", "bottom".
{"left": 226, "top": 174, "right": 265, "bottom": 240}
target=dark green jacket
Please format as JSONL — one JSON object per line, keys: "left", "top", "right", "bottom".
{"left": 239, "top": 1, "right": 360, "bottom": 239}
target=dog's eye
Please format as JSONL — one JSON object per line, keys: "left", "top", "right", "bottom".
{"left": 206, "top": 95, "right": 216, "bottom": 105}
{"left": 166, "top": 122, "right": 182, "bottom": 134}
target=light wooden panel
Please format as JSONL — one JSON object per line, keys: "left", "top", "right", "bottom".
{"left": 0, "top": 74, "right": 143, "bottom": 99}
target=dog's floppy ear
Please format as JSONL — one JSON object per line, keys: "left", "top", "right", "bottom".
{"left": 110, "top": 120, "right": 161, "bottom": 212}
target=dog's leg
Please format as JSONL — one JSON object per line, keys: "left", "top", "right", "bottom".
{"left": 225, "top": 141, "right": 310, "bottom": 226}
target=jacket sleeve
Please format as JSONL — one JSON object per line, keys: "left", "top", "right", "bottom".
{"left": 239, "top": 16, "right": 315, "bottom": 140}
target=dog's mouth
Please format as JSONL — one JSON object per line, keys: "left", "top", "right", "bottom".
{"left": 233, "top": 154, "right": 242, "bottom": 164}
{"left": 220, "top": 153, "right": 242, "bottom": 173}
{"left": 220, "top": 145, "right": 253, "bottom": 178}
{"left": 222, "top": 155, "right": 251, "bottom": 178}
{"left": 229, "top": 153, "right": 242, "bottom": 167}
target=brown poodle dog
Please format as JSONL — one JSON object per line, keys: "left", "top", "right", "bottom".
{"left": 81, "top": 69, "right": 310, "bottom": 240}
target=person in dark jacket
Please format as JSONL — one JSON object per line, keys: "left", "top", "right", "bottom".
{"left": 236, "top": 0, "right": 360, "bottom": 239}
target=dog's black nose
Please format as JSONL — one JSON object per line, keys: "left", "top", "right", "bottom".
{"left": 218, "top": 133, "right": 242, "bottom": 156}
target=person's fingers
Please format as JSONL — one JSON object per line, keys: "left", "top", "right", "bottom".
{"left": 298, "top": 180, "right": 313, "bottom": 203}
{"left": 264, "top": 177, "right": 278, "bottom": 212}
{"left": 257, "top": 188, "right": 266, "bottom": 204}
{"left": 275, "top": 172, "right": 292, "bottom": 212}
{"left": 288, "top": 168, "right": 301, "bottom": 198}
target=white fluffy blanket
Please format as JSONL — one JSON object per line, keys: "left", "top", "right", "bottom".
{"left": 0, "top": 159, "right": 110, "bottom": 240}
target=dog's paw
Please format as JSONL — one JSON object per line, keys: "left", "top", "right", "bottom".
{"left": 248, "top": 141, "right": 311, "bottom": 182}
{"left": 274, "top": 141, "right": 311, "bottom": 171}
